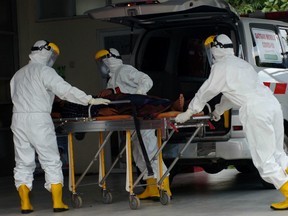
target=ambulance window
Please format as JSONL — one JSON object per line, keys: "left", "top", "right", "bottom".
{"left": 251, "top": 26, "right": 285, "bottom": 68}
{"left": 140, "top": 37, "right": 170, "bottom": 71}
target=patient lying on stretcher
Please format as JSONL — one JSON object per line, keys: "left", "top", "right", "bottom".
{"left": 52, "top": 92, "right": 203, "bottom": 119}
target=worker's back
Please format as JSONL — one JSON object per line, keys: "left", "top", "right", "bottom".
{"left": 10, "top": 62, "right": 55, "bottom": 113}
{"left": 216, "top": 55, "right": 274, "bottom": 107}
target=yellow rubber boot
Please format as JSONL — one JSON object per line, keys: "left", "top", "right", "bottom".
{"left": 271, "top": 181, "right": 288, "bottom": 210}
{"left": 163, "top": 176, "right": 172, "bottom": 197}
{"left": 18, "top": 184, "right": 33, "bottom": 214}
{"left": 137, "top": 178, "right": 160, "bottom": 200}
{"left": 51, "top": 184, "right": 69, "bottom": 212}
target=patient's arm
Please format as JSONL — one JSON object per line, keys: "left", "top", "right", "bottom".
{"left": 192, "top": 111, "right": 204, "bottom": 116}
{"left": 97, "top": 88, "right": 114, "bottom": 97}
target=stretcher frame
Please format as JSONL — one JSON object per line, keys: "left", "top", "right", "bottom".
{"left": 132, "top": 113, "right": 212, "bottom": 206}
{"left": 54, "top": 102, "right": 168, "bottom": 209}
{"left": 54, "top": 102, "right": 212, "bottom": 209}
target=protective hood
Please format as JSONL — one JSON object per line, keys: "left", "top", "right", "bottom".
{"left": 211, "top": 34, "right": 234, "bottom": 62}
{"left": 29, "top": 40, "right": 59, "bottom": 67}
{"left": 103, "top": 57, "right": 123, "bottom": 76}
{"left": 102, "top": 48, "right": 123, "bottom": 76}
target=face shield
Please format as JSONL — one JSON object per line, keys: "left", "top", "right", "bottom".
{"left": 47, "top": 42, "right": 60, "bottom": 67}
{"left": 97, "top": 60, "right": 110, "bottom": 78}
{"left": 204, "top": 35, "right": 216, "bottom": 66}
{"left": 95, "top": 49, "right": 111, "bottom": 78}
{"left": 95, "top": 48, "right": 122, "bottom": 78}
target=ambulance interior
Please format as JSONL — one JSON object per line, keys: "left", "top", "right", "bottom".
{"left": 132, "top": 24, "right": 244, "bottom": 175}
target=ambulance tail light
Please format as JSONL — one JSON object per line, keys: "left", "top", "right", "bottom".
{"left": 233, "top": 125, "right": 243, "bottom": 131}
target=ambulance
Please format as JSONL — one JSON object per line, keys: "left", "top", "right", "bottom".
{"left": 86, "top": 0, "right": 288, "bottom": 185}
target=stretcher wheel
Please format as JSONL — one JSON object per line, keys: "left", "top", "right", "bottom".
{"left": 160, "top": 190, "right": 170, "bottom": 205}
{"left": 129, "top": 195, "right": 140, "bottom": 210}
{"left": 102, "top": 190, "right": 113, "bottom": 204}
{"left": 71, "top": 193, "right": 83, "bottom": 208}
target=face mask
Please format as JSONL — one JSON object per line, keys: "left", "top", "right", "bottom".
{"left": 205, "top": 45, "right": 214, "bottom": 66}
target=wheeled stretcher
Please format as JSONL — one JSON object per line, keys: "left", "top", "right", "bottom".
{"left": 54, "top": 101, "right": 212, "bottom": 209}
{"left": 133, "top": 104, "right": 213, "bottom": 206}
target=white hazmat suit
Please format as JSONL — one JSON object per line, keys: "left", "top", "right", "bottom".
{"left": 101, "top": 48, "right": 168, "bottom": 179}
{"left": 95, "top": 48, "right": 172, "bottom": 199}
{"left": 175, "top": 34, "right": 288, "bottom": 209}
{"left": 11, "top": 40, "right": 109, "bottom": 192}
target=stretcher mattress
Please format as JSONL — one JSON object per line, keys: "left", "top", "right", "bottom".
{"left": 54, "top": 93, "right": 173, "bottom": 120}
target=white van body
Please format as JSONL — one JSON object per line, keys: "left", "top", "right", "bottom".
{"left": 87, "top": 0, "right": 288, "bottom": 178}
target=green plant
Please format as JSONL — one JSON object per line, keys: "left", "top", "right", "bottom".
{"left": 225, "top": 0, "right": 288, "bottom": 14}
{"left": 55, "top": 65, "right": 66, "bottom": 79}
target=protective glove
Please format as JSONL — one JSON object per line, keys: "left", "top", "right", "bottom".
{"left": 175, "top": 109, "right": 193, "bottom": 123}
{"left": 212, "top": 110, "right": 221, "bottom": 122}
{"left": 88, "top": 98, "right": 111, "bottom": 105}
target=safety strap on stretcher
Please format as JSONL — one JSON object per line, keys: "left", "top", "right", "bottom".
{"left": 130, "top": 103, "right": 154, "bottom": 176}
{"left": 89, "top": 100, "right": 154, "bottom": 176}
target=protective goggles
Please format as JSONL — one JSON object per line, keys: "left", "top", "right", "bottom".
{"left": 31, "top": 40, "right": 52, "bottom": 52}
{"left": 98, "top": 51, "right": 122, "bottom": 61}
{"left": 211, "top": 36, "right": 233, "bottom": 49}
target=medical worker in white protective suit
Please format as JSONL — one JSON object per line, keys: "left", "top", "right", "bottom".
{"left": 95, "top": 48, "right": 172, "bottom": 199}
{"left": 10, "top": 40, "right": 110, "bottom": 214}
{"left": 175, "top": 34, "right": 288, "bottom": 210}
